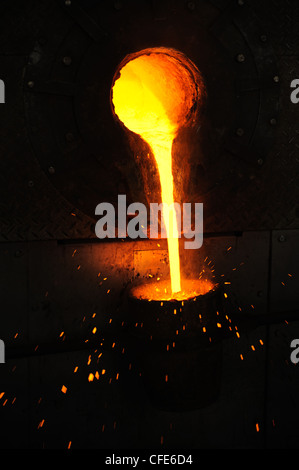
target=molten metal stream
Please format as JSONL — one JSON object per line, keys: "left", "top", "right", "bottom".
{"left": 112, "top": 52, "right": 191, "bottom": 293}
{"left": 112, "top": 49, "right": 211, "bottom": 299}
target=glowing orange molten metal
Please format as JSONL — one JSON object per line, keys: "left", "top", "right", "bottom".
{"left": 130, "top": 278, "right": 216, "bottom": 302}
{"left": 112, "top": 48, "right": 211, "bottom": 299}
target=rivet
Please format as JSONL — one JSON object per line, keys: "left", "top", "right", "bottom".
{"left": 257, "top": 158, "right": 264, "bottom": 166}
{"left": 236, "top": 53, "right": 245, "bottom": 63}
{"left": 237, "top": 0, "right": 245, "bottom": 5}
{"left": 187, "top": 1, "right": 196, "bottom": 10}
{"left": 273, "top": 75, "right": 279, "bottom": 83}
{"left": 27, "top": 81, "right": 35, "bottom": 88}
{"left": 28, "top": 180, "right": 34, "bottom": 187}
{"left": 270, "top": 118, "right": 277, "bottom": 126}
{"left": 260, "top": 34, "right": 267, "bottom": 42}
{"left": 65, "top": 132, "right": 74, "bottom": 142}
{"left": 278, "top": 234, "right": 286, "bottom": 242}
{"left": 65, "top": 0, "right": 71, "bottom": 5}
{"left": 62, "top": 56, "right": 72, "bottom": 66}
{"left": 48, "top": 166, "right": 55, "bottom": 175}
{"left": 236, "top": 128, "right": 244, "bottom": 137}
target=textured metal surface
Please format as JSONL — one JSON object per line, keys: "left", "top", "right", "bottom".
{"left": 0, "top": 0, "right": 297, "bottom": 240}
{"left": 0, "top": 233, "right": 270, "bottom": 448}
{"left": 270, "top": 230, "right": 299, "bottom": 313}
{"left": 0, "top": 231, "right": 270, "bottom": 357}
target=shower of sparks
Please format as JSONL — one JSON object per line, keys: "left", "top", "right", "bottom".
{"left": 1, "top": 245, "right": 293, "bottom": 449}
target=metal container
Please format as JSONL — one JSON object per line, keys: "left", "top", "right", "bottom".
{"left": 123, "top": 280, "right": 224, "bottom": 411}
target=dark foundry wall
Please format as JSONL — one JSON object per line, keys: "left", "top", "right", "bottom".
{"left": 0, "top": 0, "right": 298, "bottom": 450}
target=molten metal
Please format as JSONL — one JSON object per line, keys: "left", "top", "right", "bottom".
{"left": 129, "top": 278, "right": 216, "bottom": 302}
{"left": 112, "top": 47, "right": 206, "bottom": 298}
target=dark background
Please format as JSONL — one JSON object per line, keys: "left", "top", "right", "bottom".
{"left": 0, "top": 0, "right": 298, "bottom": 449}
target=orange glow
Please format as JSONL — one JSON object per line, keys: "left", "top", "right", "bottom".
{"left": 112, "top": 48, "right": 204, "bottom": 295}
{"left": 130, "top": 278, "right": 215, "bottom": 301}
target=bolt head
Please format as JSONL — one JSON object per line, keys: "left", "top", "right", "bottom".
{"left": 65, "top": 132, "right": 74, "bottom": 142}
{"left": 187, "top": 1, "right": 196, "bottom": 10}
{"left": 62, "top": 56, "right": 72, "bottom": 66}
{"left": 236, "top": 128, "right": 244, "bottom": 137}
{"left": 236, "top": 53, "right": 245, "bottom": 63}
